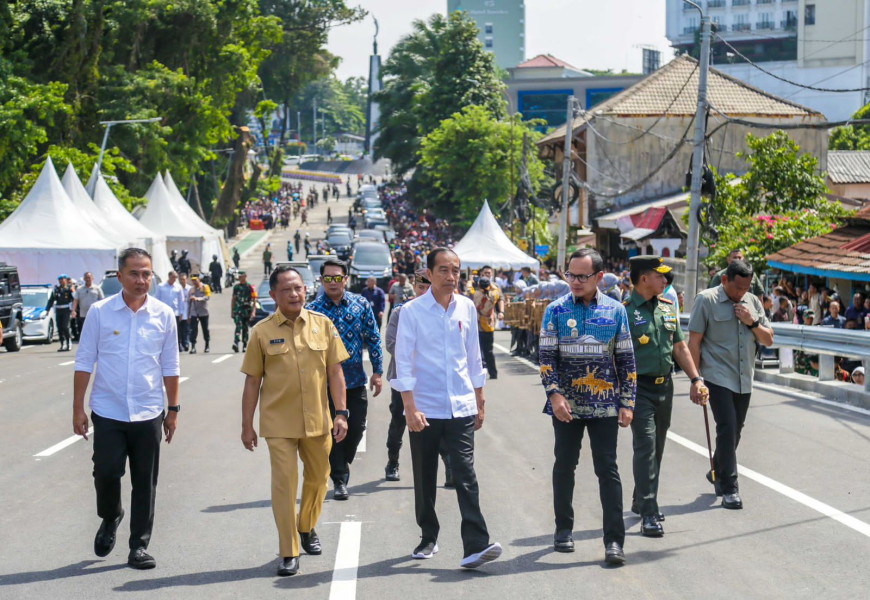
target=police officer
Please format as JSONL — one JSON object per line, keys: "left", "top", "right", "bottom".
{"left": 46, "top": 274, "right": 75, "bottom": 352}
{"left": 625, "top": 256, "right": 706, "bottom": 537}
{"left": 231, "top": 271, "right": 257, "bottom": 353}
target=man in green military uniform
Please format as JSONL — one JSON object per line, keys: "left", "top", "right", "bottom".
{"left": 625, "top": 256, "right": 706, "bottom": 537}
{"left": 231, "top": 271, "right": 257, "bottom": 353}
{"left": 707, "top": 249, "right": 763, "bottom": 297}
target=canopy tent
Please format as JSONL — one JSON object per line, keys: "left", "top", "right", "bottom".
{"left": 0, "top": 158, "right": 117, "bottom": 284}
{"left": 452, "top": 201, "right": 540, "bottom": 271}
{"left": 92, "top": 174, "right": 173, "bottom": 280}
{"left": 61, "top": 163, "right": 119, "bottom": 245}
{"left": 161, "top": 171, "right": 230, "bottom": 267}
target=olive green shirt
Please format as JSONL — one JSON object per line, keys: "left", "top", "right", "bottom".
{"left": 708, "top": 269, "right": 763, "bottom": 297}
{"left": 688, "top": 285, "right": 770, "bottom": 395}
{"left": 625, "top": 290, "right": 684, "bottom": 377}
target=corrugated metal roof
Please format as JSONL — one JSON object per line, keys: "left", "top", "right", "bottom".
{"left": 828, "top": 151, "right": 870, "bottom": 184}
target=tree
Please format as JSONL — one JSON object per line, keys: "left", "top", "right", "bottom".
{"left": 829, "top": 102, "right": 870, "bottom": 150}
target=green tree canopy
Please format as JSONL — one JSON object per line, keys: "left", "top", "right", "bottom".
{"left": 829, "top": 102, "right": 870, "bottom": 150}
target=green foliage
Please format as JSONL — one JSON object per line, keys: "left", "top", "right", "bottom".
{"left": 829, "top": 102, "right": 870, "bottom": 150}
{"left": 418, "top": 106, "right": 545, "bottom": 225}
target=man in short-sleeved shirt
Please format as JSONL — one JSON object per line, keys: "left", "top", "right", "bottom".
{"left": 240, "top": 265, "right": 349, "bottom": 577}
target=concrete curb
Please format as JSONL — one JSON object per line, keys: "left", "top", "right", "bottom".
{"left": 755, "top": 370, "right": 870, "bottom": 410}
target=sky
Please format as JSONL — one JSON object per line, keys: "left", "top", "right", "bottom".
{"left": 327, "top": 0, "right": 672, "bottom": 81}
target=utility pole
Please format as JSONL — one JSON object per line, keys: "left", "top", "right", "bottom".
{"left": 556, "top": 95, "right": 575, "bottom": 270}
{"left": 297, "top": 111, "right": 302, "bottom": 156}
{"left": 313, "top": 99, "right": 318, "bottom": 155}
{"left": 684, "top": 8, "right": 712, "bottom": 312}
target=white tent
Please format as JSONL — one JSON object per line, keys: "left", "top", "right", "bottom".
{"left": 61, "top": 163, "right": 119, "bottom": 245}
{"left": 452, "top": 200, "right": 540, "bottom": 270}
{"left": 0, "top": 158, "right": 117, "bottom": 283}
{"left": 140, "top": 174, "right": 223, "bottom": 273}
{"left": 92, "top": 174, "right": 174, "bottom": 280}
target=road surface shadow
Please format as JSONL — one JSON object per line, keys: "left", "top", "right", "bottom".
{"left": 201, "top": 499, "right": 271, "bottom": 513}
{"left": 658, "top": 493, "right": 719, "bottom": 518}
{"left": 510, "top": 530, "right": 603, "bottom": 547}
{"left": 113, "top": 560, "right": 332, "bottom": 591}
{"left": 0, "top": 560, "right": 127, "bottom": 586}
{"left": 347, "top": 479, "right": 415, "bottom": 496}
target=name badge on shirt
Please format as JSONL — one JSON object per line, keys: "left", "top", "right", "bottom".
{"left": 270, "top": 338, "right": 285, "bottom": 344}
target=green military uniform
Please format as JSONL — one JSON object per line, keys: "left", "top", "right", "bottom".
{"left": 708, "top": 268, "right": 763, "bottom": 297}
{"left": 232, "top": 277, "right": 257, "bottom": 350}
{"left": 624, "top": 257, "right": 685, "bottom": 522}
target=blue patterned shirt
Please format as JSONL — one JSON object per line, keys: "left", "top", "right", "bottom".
{"left": 538, "top": 290, "right": 636, "bottom": 419}
{"left": 306, "top": 291, "right": 383, "bottom": 388}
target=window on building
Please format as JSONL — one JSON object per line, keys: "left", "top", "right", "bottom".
{"left": 805, "top": 4, "right": 816, "bottom": 26}
{"left": 484, "top": 37, "right": 493, "bottom": 49}
{"left": 484, "top": 23, "right": 493, "bottom": 35}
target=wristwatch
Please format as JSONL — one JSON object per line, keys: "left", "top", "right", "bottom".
{"left": 167, "top": 405, "right": 181, "bottom": 413}
{"left": 690, "top": 376, "right": 704, "bottom": 385}
{"left": 335, "top": 410, "right": 350, "bottom": 418}
{"left": 748, "top": 319, "right": 761, "bottom": 329}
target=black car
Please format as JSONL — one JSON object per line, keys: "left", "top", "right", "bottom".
{"left": 326, "top": 231, "right": 353, "bottom": 260}
{"left": 0, "top": 263, "right": 24, "bottom": 352}
{"left": 99, "top": 271, "right": 160, "bottom": 296}
{"left": 349, "top": 242, "right": 394, "bottom": 292}
{"left": 251, "top": 279, "right": 276, "bottom": 325}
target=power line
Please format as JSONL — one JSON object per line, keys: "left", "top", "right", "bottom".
{"left": 782, "top": 58, "right": 870, "bottom": 101}
{"left": 704, "top": 102, "right": 870, "bottom": 138}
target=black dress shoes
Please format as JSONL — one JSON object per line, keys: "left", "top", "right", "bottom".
{"left": 631, "top": 502, "right": 665, "bottom": 522}
{"left": 333, "top": 480, "right": 349, "bottom": 500}
{"left": 443, "top": 467, "right": 455, "bottom": 489}
{"left": 127, "top": 547, "right": 156, "bottom": 570}
{"left": 94, "top": 509, "right": 124, "bottom": 557}
{"left": 300, "top": 529, "right": 322, "bottom": 555}
{"left": 707, "top": 470, "right": 723, "bottom": 496}
{"left": 604, "top": 542, "right": 626, "bottom": 565}
{"left": 722, "top": 492, "right": 743, "bottom": 509}
{"left": 385, "top": 462, "right": 400, "bottom": 481}
{"left": 640, "top": 515, "right": 664, "bottom": 537}
{"left": 277, "top": 556, "right": 299, "bottom": 576}
{"left": 553, "top": 529, "right": 574, "bottom": 553}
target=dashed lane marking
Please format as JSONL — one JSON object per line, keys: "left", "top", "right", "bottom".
{"left": 358, "top": 429, "right": 366, "bottom": 453}
{"left": 211, "top": 354, "right": 233, "bottom": 364}
{"left": 328, "top": 521, "right": 362, "bottom": 600}
{"left": 59, "top": 360, "right": 75, "bottom": 366}
{"left": 34, "top": 427, "right": 93, "bottom": 458}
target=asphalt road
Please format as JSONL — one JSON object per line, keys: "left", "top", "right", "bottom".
{"left": 1, "top": 185, "right": 869, "bottom": 599}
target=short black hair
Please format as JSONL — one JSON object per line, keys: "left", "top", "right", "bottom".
{"left": 320, "top": 258, "right": 347, "bottom": 276}
{"left": 118, "top": 247, "right": 152, "bottom": 270}
{"left": 426, "top": 247, "right": 457, "bottom": 271}
{"left": 270, "top": 265, "right": 302, "bottom": 290}
{"left": 728, "top": 249, "right": 744, "bottom": 256}
{"left": 480, "top": 264, "right": 493, "bottom": 272}
{"left": 725, "top": 259, "right": 753, "bottom": 280}
{"left": 568, "top": 248, "right": 604, "bottom": 273}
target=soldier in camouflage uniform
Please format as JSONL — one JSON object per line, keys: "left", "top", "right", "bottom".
{"left": 231, "top": 271, "right": 257, "bottom": 352}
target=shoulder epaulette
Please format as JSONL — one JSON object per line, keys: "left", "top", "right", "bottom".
{"left": 658, "top": 296, "right": 674, "bottom": 305}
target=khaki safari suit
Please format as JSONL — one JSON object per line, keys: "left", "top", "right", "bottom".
{"left": 624, "top": 289, "right": 683, "bottom": 518}
{"left": 241, "top": 309, "right": 349, "bottom": 557}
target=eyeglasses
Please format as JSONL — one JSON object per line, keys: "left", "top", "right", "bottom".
{"left": 321, "top": 275, "right": 346, "bottom": 283}
{"left": 564, "top": 271, "right": 599, "bottom": 283}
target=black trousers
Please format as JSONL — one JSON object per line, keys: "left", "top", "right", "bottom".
{"left": 75, "top": 316, "right": 88, "bottom": 342}
{"left": 630, "top": 379, "right": 673, "bottom": 516}
{"left": 264, "top": 261, "right": 272, "bottom": 275}
{"left": 707, "top": 381, "right": 752, "bottom": 495}
{"left": 478, "top": 330, "right": 497, "bottom": 378}
{"left": 177, "top": 318, "right": 189, "bottom": 350}
{"left": 552, "top": 416, "right": 624, "bottom": 546}
{"left": 409, "top": 416, "right": 490, "bottom": 557}
{"left": 328, "top": 386, "right": 368, "bottom": 483}
{"left": 189, "top": 316, "right": 210, "bottom": 346}
{"left": 386, "top": 389, "right": 451, "bottom": 470}
{"left": 56, "top": 307, "right": 71, "bottom": 344}
{"left": 92, "top": 411, "right": 163, "bottom": 551}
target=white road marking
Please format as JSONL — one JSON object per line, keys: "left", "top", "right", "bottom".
{"left": 179, "top": 377, "right": 189, "bottom": 384}
{"left": 58, "top": 360, "right": 75, "bottom": 366}
{"left": 329, "top": 521, "right": 362, "bottom": 600}
{"left": 754, "top": 382, "right": 870, "bottom": 417}
{"left": 358, "top": 429, "right": 366, "bottom": 453}
{"left": 493, "top": 343, "right": 537, "bottom": 371}
{"left": 494, "top": 341, "right": 870, "bottom": 539}
{"left": 34, "top": 427, "right": 93, "bottom": 457}
{"left": 211, "top": 354, "right": 233, "bottom": 364}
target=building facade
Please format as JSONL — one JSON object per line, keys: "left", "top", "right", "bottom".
{"left": 666, "top": 0, "right": 870, "bottom": 120}
{"left": 447, "top": 0, "right": 525, "bottom": 70}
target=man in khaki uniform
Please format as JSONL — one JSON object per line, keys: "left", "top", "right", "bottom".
{"left": 240, "top": 265, "right": 350, "bottom": 577}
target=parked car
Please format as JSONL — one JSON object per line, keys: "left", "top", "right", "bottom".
{"left": 306, "top": 255, "right": 332, "bottom": 282}
{"left": 349, "top": 242, "right": 394, "bottom": 292}
{"left": 99, "top": 271, "right": 159, "bottom": 296}
{"left": 326, "top": 231, "right": 353, "bottom": 261}
{"left": 327, "top": 224, "right": 353, "bottom": 237}
{"left": 251, "top": 279, "right": 276, "bottom": 326}
{"left": 275, "top": 261, "right": 318, "bottom": 301}
{"left": 19, "top": 285, "right": 56, "bottom": 344}
{"left": 0, "top": 263, "right": 24, "bottom": 352}
{"left": 372, "top": 224, "right": 397, "bottom": 243}
{"left": 354, "top": 229, "right": 386, "bottom": 244}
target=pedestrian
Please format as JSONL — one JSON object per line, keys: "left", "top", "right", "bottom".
{"left": 287, "top": 241, "right": 294, "bottom": 261}
{"left": 520, "top": 266, "right": 539, "bottom": 286}
{"left": 240, "top": 265, "right": 350, "bottom": 577}
{"left": 177, "top": 273, "right": 190, "bottom": 352}
{"left": 301, "top": 207, "right": 308, "bottom": 225}
{"left": 72, "top": 272, "right": 104, "bottom": 341}
{"left": 263, "top": 244, "right": 273, "bottom": 276}
{"left": 294, "top": 230, "right": 302, "bottom": 255}
{"left": 304, "top": 234, "right": 312, "bottom": 258}
{"left": 822, "top": 300, "right": 846, "bottom": 328}
{"left": 327, "top": 207, "right": 333, "bottom": 225}
{"left": 388, "top": 273, "right": 414, "bottom": 315}
{"left": 208, "top": 255, "right": 223, "bottom": 294}
{"left": 390, "top": 248, "right": 502, "bottom": 568}
{"left": 470, "top": 265, "right": 504, "bottom": 380}
{"left": 176, "top": 250, "right": 191, "bottom": 277}
{"left": 360, "top": 277, "right": 386, "bottom": 330}
{"left": 170, "top": 249, "right": 179, "bottom": 273}
{"left": 72, "top": 247, "right": 180, "bottom": 570}
{"left": 707, "top": 249, "right": 763, "bottom": 297}
{"left": 624, "top": 256, "right": 706, "bottom": 538}
{"left": 538, "top": 248, "right": 636, "bottom": 565}
{"left": 306, "top": 259, "right": 383, "bottom": 500}
{"left": 231, "top": 271, "right": 257, "bottom": 353}
{"left": 688, "top": 260, "right": 774, "bottom": 509}
{"left": 46, "top": 274, "right": 75, "bottom": 351}
{"left": 188, "top": 275, "right": 211, "bottom": 354}
{"left": 232, "top": 247, "right": 240, "bottom": 269}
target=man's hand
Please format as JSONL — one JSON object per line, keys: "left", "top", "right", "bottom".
{"left": 406, "top": 410, "right": 429, "bottom": 432}
{"left": 370, "top": 373, "right": 383, "bottom": 397}
{"left": 163, "top": 411, "right": 178, "bottom": 443}
{"left": 475, "top": 404, "right": 485, "bottom": 431}
{"left": 689, "top": 380, "right": 708, "bottom": 405}
{"left": 550, "top": 393, "right": 573, "bottom": 423}
{"left": 333, "top": 415, "right": 348, "bottom": 442}
{"left": 618, "top": 407, "right": 633, "bottom": 428}
{"left": 241, "top": 425, "right": 258, "bottom": 451}
{"left": 734, "top": 303, "right": 755, "bottom": 326}
{"left": 73, "top": 408, "right": 89, "bottom": 440}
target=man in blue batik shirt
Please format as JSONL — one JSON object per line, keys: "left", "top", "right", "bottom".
{"left": 307, "top": 259, "right": 383, "bottom": 501}
{"left": 538, "top": 248, "right": 636, "bottom": 566}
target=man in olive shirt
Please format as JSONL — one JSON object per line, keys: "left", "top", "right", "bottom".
{"left": 240, "top": 265, "right": 350, "bottom": 577}
{"left": 624, "top": 256, "right": 706, "bottom": 537}
{"left": 689, "top": 260, "right": 773, "bottom": 510}
{"left": 707, "top": 249, "right": 763, "bottom": 297}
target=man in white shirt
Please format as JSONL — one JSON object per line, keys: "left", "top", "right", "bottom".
{"left": 72, "top": 271, "right": 104, "bottom": 339}
{"left": 154, "top": 270, "right": 180, "bottom": 315}
{"left": 73, "top": 248, "right": 181, "bottom": 571}
{"left": 391, "top": 247, "right": 502, "bottom": 569}
{"left": 177, "top": 273, "right": 191, "bottom": 351}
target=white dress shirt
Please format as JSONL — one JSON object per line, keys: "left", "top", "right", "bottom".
{"left": 74, "top": 292, "right": 180, "bottom": 422}
{"left": 390, "top": 289, "right": 487, "bottom": 419}
{"left": 154, "top": 281, "right": 180, "bottom": 315}
{"left": 178, "top": 284, "right": 190, "bottom": 320}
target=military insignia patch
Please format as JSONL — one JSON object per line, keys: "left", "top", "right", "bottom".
{"left": 638, "top": 334, "right": 650, "bottom": 345}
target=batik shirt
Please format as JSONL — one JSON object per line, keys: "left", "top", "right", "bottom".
{"left": 306, "top": 291, "right": 383, "bottom": 388}
{"left": 539, "top": 290, "right": 636, "bottom": 419}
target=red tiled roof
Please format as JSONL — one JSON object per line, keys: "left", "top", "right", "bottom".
{"left": 631, "top": 207, "right": 667, "bottom": 230}
{"left": 767, "top": 226, "right": 870, "bottom": 273}
{"left": 517, "top": 54, "right": 580, "bottom": 70}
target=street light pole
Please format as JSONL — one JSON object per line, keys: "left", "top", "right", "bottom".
{"left": 556, "top": 95, "right": 575, "bottom": 271}
{"left": 96, "top": 117, "right": 162, "bottom": 176}
{"left": 313, "top": 99, "right": 318, "bottom": 156}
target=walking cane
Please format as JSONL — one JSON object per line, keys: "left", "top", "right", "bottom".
{"left": 702, "top": 402, "right": 716, "bottom": 483}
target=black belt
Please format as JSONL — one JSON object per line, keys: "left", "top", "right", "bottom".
{"left": 637, "top": 374, "right": 671, "bottom": 385}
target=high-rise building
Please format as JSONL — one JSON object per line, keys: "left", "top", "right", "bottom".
{"left": 447, "top": 0, "right": 525, "bottom": 70}
{"left": 665, "top": 0, "right": 870, "bottom": 120}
